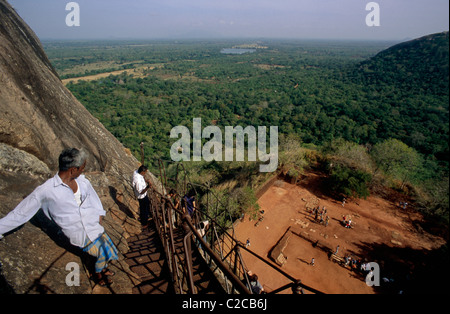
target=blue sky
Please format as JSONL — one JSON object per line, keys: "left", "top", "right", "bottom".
{"left": 8, "top": 0, "right": 449, "bottom": 40}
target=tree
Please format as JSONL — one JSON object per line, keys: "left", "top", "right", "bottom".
{"left": 323, "top": 138, "right": 375, "bottom": 174}
{"left": 329, "top": 164, "right": 372, "bottom": 199}
{"left": 371, "top": 139, "right": 422, "bottom": 188}
{"left": 278, "top": 133, "right": 308, "bottom": 172}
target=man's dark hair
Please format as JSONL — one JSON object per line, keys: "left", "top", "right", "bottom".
{"left": 59, "top": 148, "right": 87, "bottom": 171}
{"left": 138, "top": 165, "right": 148, "bottom": 174}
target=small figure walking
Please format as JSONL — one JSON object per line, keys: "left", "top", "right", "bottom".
{"left": 325, "top": 215, "right": 329, "bottom": 227}
{"left": 334, "top": 245, "right": 340, "bottom": 255}
{"left": 342, "top": 197, "right": 346, "bottom": 207}
{"left": 246, "top": 238, "right": 251, "bottom": 248}
{"left": 310, "top": 258, "right": 315, "bottom": 266}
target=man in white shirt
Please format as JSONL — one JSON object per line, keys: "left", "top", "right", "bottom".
{"left": 132, "top": 165, "right": 152, "bottom": 228}
{"left": 0, "top": 148, "right": 118, "bottom": 286}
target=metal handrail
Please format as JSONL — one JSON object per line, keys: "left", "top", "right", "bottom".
{"left": 148, "top": 185, "right": 250, "bottom": 294}
{"left": 144, "top": 159, "right": 324, "bottom": 294}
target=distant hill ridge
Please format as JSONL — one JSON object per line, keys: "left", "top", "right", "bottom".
{"left": 355, "top": 31, "right": 449, "bottom": 95}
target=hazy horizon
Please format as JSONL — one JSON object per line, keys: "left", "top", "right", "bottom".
{"left": 8, "top": 0, "right": 449, "bottom": 41}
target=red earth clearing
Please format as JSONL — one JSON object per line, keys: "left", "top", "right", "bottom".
{"left": 234, "top": 172, "right": 446, "bottom": 294}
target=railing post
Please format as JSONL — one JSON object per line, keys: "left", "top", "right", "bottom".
{"left": 166, "top": 198, "right": 176, "bottom": 280}
{"left": 182, "top": 213, "right": 196, "bottom": 294}
{"left": 140, "top": 141, "right": 144, "bottom": 165}
{"left": 233, "top": 245, "right": 239, "bottom": 278}
{"left": 182, "top": 213, "right": 251, "bottom": 294}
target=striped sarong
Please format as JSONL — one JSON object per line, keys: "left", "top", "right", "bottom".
{"left": 83, "top": 233, "right": 119, "bottom": 273}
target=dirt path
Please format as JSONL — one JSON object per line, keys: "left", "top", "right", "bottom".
{"left": 61, "top": 65, "right": 156, "bottom": 85}
{"left": 234, "top": 172, "right": 446, "bottom": 294}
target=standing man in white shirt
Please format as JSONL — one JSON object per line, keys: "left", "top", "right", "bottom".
{"left": 0, "top": 148, "right": 118, "bottom": 287}
{"left": 132, "top": 165, "right": 152, "bottom": 228}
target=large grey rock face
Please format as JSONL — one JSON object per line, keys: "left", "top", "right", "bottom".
{"left": 0, "top": 0, "right": 152, "bottom": 293}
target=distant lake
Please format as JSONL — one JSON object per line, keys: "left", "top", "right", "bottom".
{"left": 220, "top": 48, "right": 256, "bottom": 55}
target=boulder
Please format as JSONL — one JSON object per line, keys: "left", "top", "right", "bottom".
{"left": 0, "top": 0, "right": 154, "bottom": 294}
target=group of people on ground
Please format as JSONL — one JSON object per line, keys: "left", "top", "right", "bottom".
{"left": 344, "top": 255, "right": 362, "bottom": 270}
{"left": 308, "top": 196, "right": 353, "bottom": 229}
{"left": 310, "top": 205, "right": 330, "bottom": 227}
{"left": 342, "top": 215, "right": 353, "bottom": 228}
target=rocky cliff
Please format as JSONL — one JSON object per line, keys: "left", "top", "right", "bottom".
{"left": 0, "top": 0, "right": 153, "bottom": 293}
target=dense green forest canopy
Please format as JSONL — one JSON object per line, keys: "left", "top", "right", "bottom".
{"left": 353, "top": 32, "right": 449, "bottom": 96}
{"left": 45, "top": 37, "right": 448, "bottom": 168}
{"left": 42, "top": 36, "right": 449, "bottom": 220}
